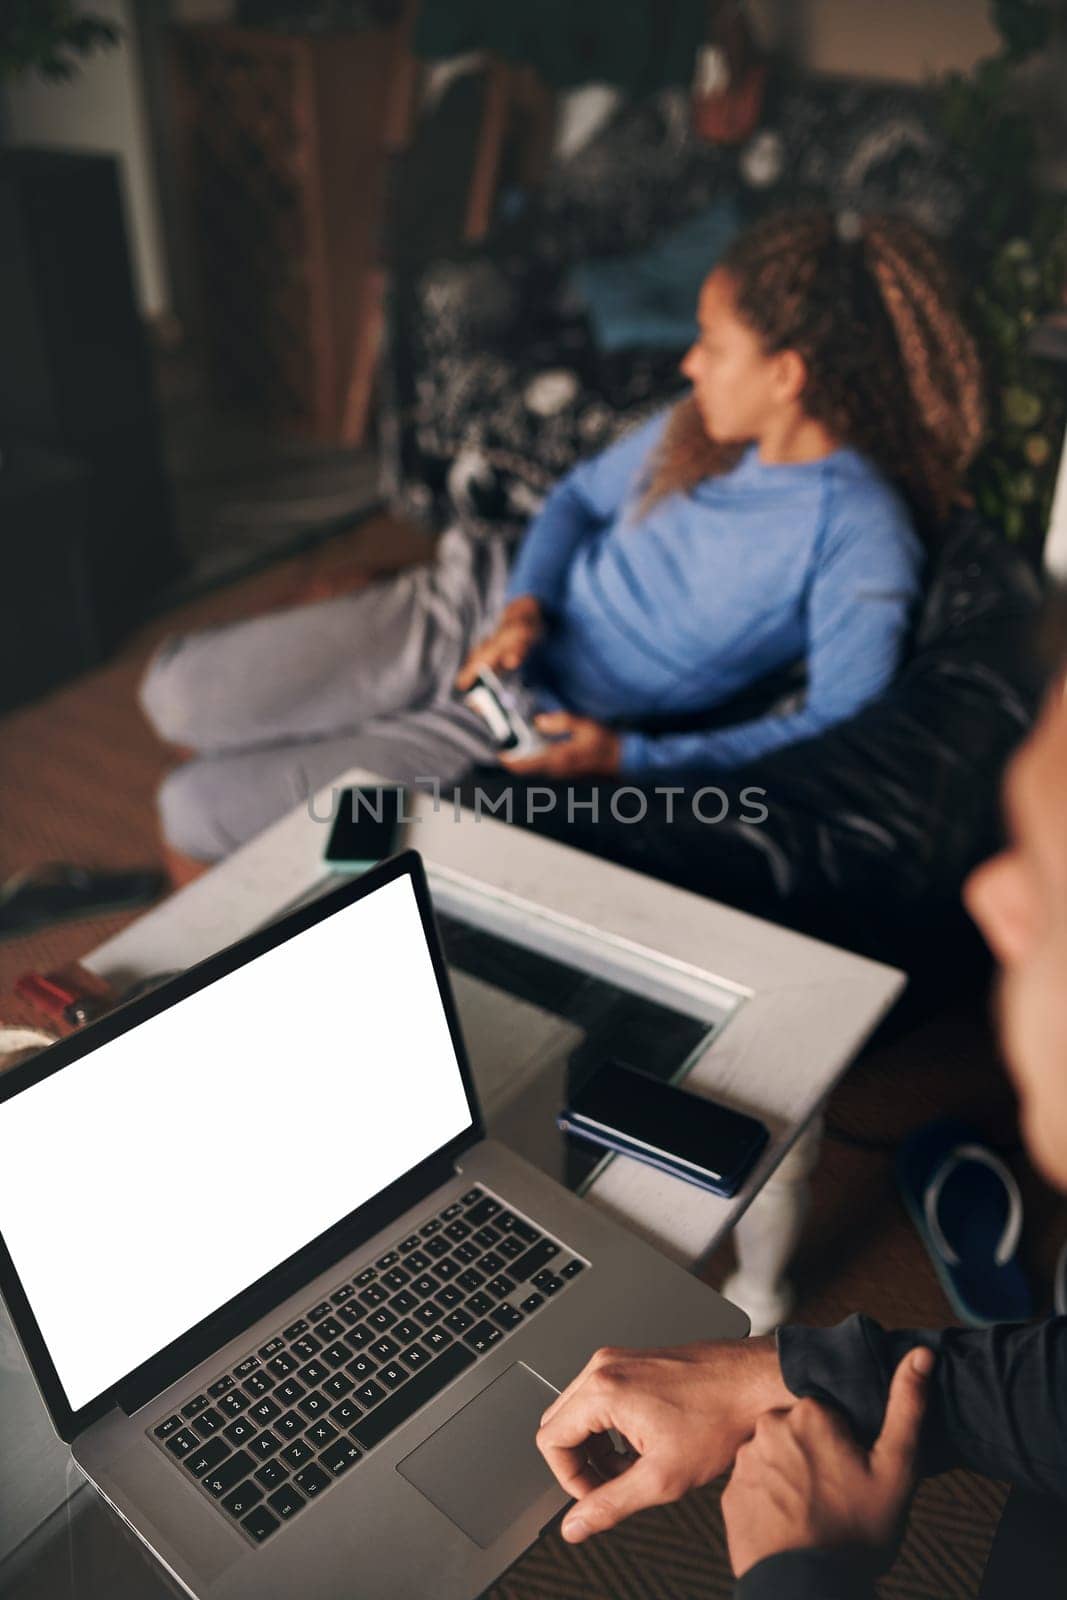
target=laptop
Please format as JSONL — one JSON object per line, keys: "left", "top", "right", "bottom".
{"left": 0, "top": 850, "right": 748, "bottom": 1600}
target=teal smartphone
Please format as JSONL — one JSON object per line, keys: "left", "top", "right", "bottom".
{"left": 322, "top": 784, "right": 408, "bottom": 872}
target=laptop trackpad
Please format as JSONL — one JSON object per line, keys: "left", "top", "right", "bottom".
{"left": 397, "top": 1363, "right": 561, "bottom": 1549}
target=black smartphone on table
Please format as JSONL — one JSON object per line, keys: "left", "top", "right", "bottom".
{"left": 323, "top": 784, "right": 410, "bottom": 872}
{"left": 559, "top": 1060, "right": 769, "bottom": 1198}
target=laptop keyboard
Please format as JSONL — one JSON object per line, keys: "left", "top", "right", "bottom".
{"left": 149, "top": 1187, "right": 587, "bottom": 1546}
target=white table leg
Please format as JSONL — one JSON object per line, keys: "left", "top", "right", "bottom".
{"left": 719, "top": 1115, "right": 824, "bottom": 1335}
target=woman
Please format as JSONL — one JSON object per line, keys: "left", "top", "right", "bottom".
{"left": 140, "top": 209, "right": 984, "bottom": 882}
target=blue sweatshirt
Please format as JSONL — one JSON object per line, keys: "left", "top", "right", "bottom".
{"left": 504, "top": 406, "right": 924, "bottom": 774}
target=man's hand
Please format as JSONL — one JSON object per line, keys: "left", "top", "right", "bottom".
{"left": 535, "top": 1338, "right": 793, "bottom": 1543}
{"left": 454, "top": 596, "right": 543, "bottom": 690}
{"left": 721, "top": 1347, "right": 934, "bottom": 1579}
{"left": 500, "top": 711, "right": 622, "bottom": 777}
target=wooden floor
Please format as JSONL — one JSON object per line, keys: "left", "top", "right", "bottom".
{"left": 1, "top": 511, "right": 1065, "bottom": 1596}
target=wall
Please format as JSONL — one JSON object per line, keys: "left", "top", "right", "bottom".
{"left": 2, "top": 0, "right": 171, "bottom": 319}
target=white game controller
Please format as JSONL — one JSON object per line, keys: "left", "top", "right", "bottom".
{"left": 460, "top": 665, "right": 550, "bottom": 760}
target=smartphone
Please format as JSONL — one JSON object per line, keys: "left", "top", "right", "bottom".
{"left": 323, "top": 785, "right": 409, "bottom": 872}
{"left": 558, "top": 1061, "right": 769, "bottom": 1198}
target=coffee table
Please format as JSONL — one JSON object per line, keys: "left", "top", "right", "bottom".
{"left": 0, "top": 767, "right": 903, "bottom": 1588}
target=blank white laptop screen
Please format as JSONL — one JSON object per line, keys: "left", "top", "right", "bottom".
{"left": 0, "top": 873, "right": 474, "bottom": 1413}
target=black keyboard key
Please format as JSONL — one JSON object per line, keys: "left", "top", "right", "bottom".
{"left": 221, "top": 1480, "right": 262, "bottom": 1520}
{"left": 354, "top": 1266, "right": 377, "bottom": 1287}
{"left": 410, "top": 1274, "right": 438, "bottom": 1298}
{"left": 472, "top": 1226, "right": 501, "bottom": 1250}
{"left": 208, "top": 1374, "right": 235, "bottom": 1399}
{"left": 181, "top": 1394, "right": 209, "bottom": 1420}
{"left": 241, "top": 1504, "right": 279, "bottom": 1543}
{"left": 222, "top": 1417, "right": 256, "bottom": 1447}
{"left": 390, "top": 1289, "right": 418, "bottom": 1315}
{"left": 487, "top": 1275, "right": 516, "bottom": 1299}
{"left": 398, "top": 1235, "right": 420, "bottom": 1253}
{"left": 404, "top": 1250, "right": 431, "bottom": 1274}
{"left": 420, "top": 1217, "right": 443, "bottom": 1237}
{"left": 375, "top": 1250, "right": 399, "bottom": 1270}
{"left": 367, "top": 1307, "right": 397, "bottom": 1332}
{"left": 505, "top": 1215, "right": 538, "bottom": 1244}
{"left": 154, "top": 1415, "right": 181, "bottom": 1439}
{"left": 321, "top": 1437, "right": 362, "bottom": 1476}
{"left": 218, "top": 1390, "right": 250, "bottom": 1417}
{"left": 255, "top": 1459, "right": 289, "bottom": 1489}
{"left": 297, "top": 1359, "right": 330, "bottom": 1387}
{"left": 464, "top": 1321, "right": 503, "bottom": 1355}
{"left": 203, "top": 1450, "right": 254, "bottom": 1497}
{"left": 193, "top": 1408, "right": 224, "bottom": 1438}
{"left": 234, "top": 1357, "right": 260, "bottom": 1379}
{"left": 275, "top": 1379, "right": 306, "bottom": 1407}
{"left": 330, "top": 1398, "right": 361, "bottom": 1428}
{"left": 282, "top": 1318, "right": 308, "bottom": 1341}
{"left": 184, "top": 1438, "right": 228, "bottom": 1477}
{"left": 519, "top": 1292, "right": 544, "bottom": 1315}
{"left": 424, "top": 1235, "right": 450, "bottom": 1260}
{"left": 317, "top": 1316, "right": 344, "bottom": 1342}
{"left": 323, "top": 1371, "right": 353, "bottom": 1399}
{"left": 479, "top": 1252, "right": 505, "bottom": 1277}
{"left": 393, "top": 1318, "right": 420, "bottom": 1345}
{"left": 298, "top": 1391, "right": 329, "bottom": 1419}
{"left": 402, "top": 1343, "right": 430, "bottom": 1370}
{"left": 378, "top": 1362, "right": 407, "bottom": 1389}
{"left": 350, "top": 1343, "right": 475, "bottom": 1452}
{"left": 561, "top": 1259, "right": 586, "bottom": 1279}
{"left": 436, "top": 1285, "right": 463, "bottom": 1310}
{"left": 291, "top": 1335, "right": 321, "bottom": 1361}
{"left": 331, "top": 1284, "right": 356, "bottom": 1305}
{"left": 344, "top": 1321, "right": 373, "bottom": 1349}
{"left": 415, "top": 1301, "right": 443, "bottom": 1326}
{"left": 248, "top": 1430, "right": 281, "bottom": 1460}
{"left": 453, "top": 1241, "right": 479, "bottom": 1265}
{"left": 445, "top": 1308, "right": 474, "bottom": 1334}
{"left": 498, "top": 1235, "right": 525, "bottom": 1262}
{"left": 433, "top": 1257, "right": 460, "bottom": 1282}
{"left": 267, "top": 1351, "right": 298, "bottom": 1378}
{"left": 465, "top": 1197, "right": 502, "bottom": 1226}
{"left": 491, "top": 1304, "right": 523, "bottom": 1331}
{"left": 281, "top": 1439, "right": 314, "bottom": 1469}
{"left": 268, "top": 1483, "right": 305, "bottom": 1520}
{"left": 441, "top": 1202, "right": 463, "bottom": 1221}
{"left": 250, "top": 1398, "right": 280, "bottom": 1426}
{"left": 354, "top": 1379, "right": 386, "bottom": 1409}
{"left": 274, "top": 1410, "right": 305, "bottom": 1440}
{"left": 259, "top": 1337, "right": 284, "bottom": 1359}
{"left": 243, "top": 1371, "right": 274, "bottom": 1398}
{"left": 444, "top": 1221, "right": 471, "bottom": 1243}
{"left": 466, "top": 1291, "right": 494, "bottom": 1318}
{"left": 294, "top": 1463, "right": 330, "bottom": 1498}
{"left": 424, "top": 1326, "right": 453, "bottom": 1353}
{"left": 346, "top": 1353, "right": 376, "bottom": 1381}
{"left": 532, "top": 1271, "right": 564, "bottom": 1296}
{"left": 510, "top": 1238, "right": 560, "bottom": 1283}
{"left": 338, "top": 1304, "right": 365, "bottom": 1328}
{"left": 308, "top": 1302, "right": 331, "bottom": 1322}
{"left": 381, "top": 1267, "right": 409, "bottom": 1292}
{"left": 305, "top": 1419, "right": 338, "bottom": 1449}
{"left": 456, "top": 1268, "right": 484, "bottom": 1294}
{"left": 370, "top": 1337, "right": 398, "bottom": 1362}
{"left": 359, "top": 1283, "right": 388, "bottom": 1308}
{"left": 461, "top": 1188, "right": 482, "bottom": 1205}
{"left": 166, "top": 1428, "right": 200, "bottom": 1458}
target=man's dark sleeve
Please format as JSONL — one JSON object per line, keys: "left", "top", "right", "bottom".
{"left": 776, "top": 1312, "right": 1067, "bottom": 1497}
{"left": 735, "top": 1548, "right": 876, "bottom": 1600}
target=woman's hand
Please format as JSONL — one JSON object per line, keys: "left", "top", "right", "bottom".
{"left": 721, "top": 1348, "right": 933, "bottom": 1579}
{"left": 536, "top": 1337, "right": 793, "bottom": 1543}
{"left": 500, "top": 711, "right": 622, "bottom": 777}
{"left": 455, "top": 596, "right": 544, "bottom": 690}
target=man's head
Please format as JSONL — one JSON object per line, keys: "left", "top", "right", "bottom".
{"left": 965, "top": 668, "right": 1067, "bottom": 1188}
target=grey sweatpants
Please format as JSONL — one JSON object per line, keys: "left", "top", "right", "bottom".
{"left": 138, "top": 526, "right": 511, "bottom": 861}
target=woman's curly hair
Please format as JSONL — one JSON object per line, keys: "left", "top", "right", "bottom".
{"left": 636, "top": 207, "right": 986, "bottom": 534}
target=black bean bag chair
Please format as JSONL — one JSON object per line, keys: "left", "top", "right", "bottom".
{"left": 457, "top": 511, "right": 1044, "bottom": 991}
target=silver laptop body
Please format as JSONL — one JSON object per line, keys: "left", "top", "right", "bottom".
{"left": 0, "top": 851, "right": 747, "bottom": 1600}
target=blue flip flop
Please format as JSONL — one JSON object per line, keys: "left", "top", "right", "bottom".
{"left": 896, "top": 1119, "right": 1034, "bottom": 1326}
